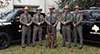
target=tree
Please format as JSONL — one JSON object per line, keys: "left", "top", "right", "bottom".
{"left": 56, "top": 0, "right": 100, "bottom": 11}
{"left": 75, "top": 0, "right": 100, "bottom": 9}
{"left": 55, "top": 0, "right": 72, "bottom": 10}
{"left": 18, "top": 0, "right": 22, "bottom": 3}
{"left": 0, "top": 1, "right": 3, "bottom": 8}
{"left": 0, "top": 0, "right": 10, "bottom": 8}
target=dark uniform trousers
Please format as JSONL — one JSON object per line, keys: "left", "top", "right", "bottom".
{"left": 22, "top": 26, "right": 31, "bottom": 46}
{"left": 73, "top": 25, "right": 83, "bottom": 47}
{"left": 32, "top": 25, "right": 43, "bottom": 45}
{"left": 62, "top": 25, "right": 71, "bottom": 46}
{"left": 47, "top": 25, "right": 57, "bottom": 43}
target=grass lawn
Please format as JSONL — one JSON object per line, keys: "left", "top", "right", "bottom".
{"left": 0, "top": 32, "right": 100, "bottom": 54}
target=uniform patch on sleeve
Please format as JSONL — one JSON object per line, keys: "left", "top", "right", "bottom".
{"left": 33, "top": 14, "right": 36, "bottom": 16}
{"left": 80, "top": 14, "right": 83, "bottom": 16}
{"left": 70, "top": 13, "right": 73, "bottom": 16}
{"left": 56, "top": 14, "right": 59, "bottom": 16}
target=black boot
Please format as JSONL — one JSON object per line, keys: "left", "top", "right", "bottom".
{"left": 78, "top": 46, "right": 83, "bottom": 49}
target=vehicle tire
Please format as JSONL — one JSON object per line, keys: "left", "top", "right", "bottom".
{"left": 0, "top": 32, "right": 10, "bottom": 49}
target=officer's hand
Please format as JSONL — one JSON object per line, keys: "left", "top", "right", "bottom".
{"left": 26, "top": 24, "right": 30, "bottom": 27}
{"left": 74, "top": 24, "right": 76, "bottom": 27}
{"left": 38, "top": 23, "right": 41, "bottom": 26}
{"left": 48, "top": 23, "right": 52, "bottom": 26}
{"left": 63, "top": 22, "right": 66, "bottom": 25}
{"left": 53, "top": 24, "right": 56, "bottom": 27}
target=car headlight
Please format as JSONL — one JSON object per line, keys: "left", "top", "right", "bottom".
{"left": 0, "top": 22, "right": 11, "bottom": 26}
{"left": 0, "top": 23, "right": 3, "bottom": 25}
{"left": 2, "top": 22, "right": 11, "bottom": 25}
{"left": 0, "top": 19, "right": 7, "bottom": 22}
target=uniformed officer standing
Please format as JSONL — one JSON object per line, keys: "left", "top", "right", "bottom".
{"left": 45, "top": 6, "right": 58, "bottom": 46}
{"left": 32, "top": 7, "right": 44, "bottom": 47}
{"left": 20, "top": 6, "right": 32, "bottom": 48}
{"left": 73, "top": 6, "right": 83, "bottom": 49}
{"left": 60, "top": 5, "right": 72, "bottom": 48}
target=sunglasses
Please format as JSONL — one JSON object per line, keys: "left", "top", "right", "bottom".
{"left": 65, "top": 8, "right": 69, "bottom": 10}
{"left": 24, "top": 10, "right": 28, "bottom": 11}
{"left": 49, "top": 9, "right": 53, "bottom": 10}
{"left": 37, "top": 10, "right": 42, "bottom": 11}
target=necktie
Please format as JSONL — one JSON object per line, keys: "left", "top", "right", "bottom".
{"left": 74, "top": 13, "right": 77, "bottom": 24}
{"left": 50, "top": 13, "right": 52, "bottom": 24}
{"left": 38, "top": 14, "right": 40, "bottom": 22}
{"left": 64, "top": 13, "right": 67, "bottom": 21}
{"left": 26, "top": 14, "right": 30, "bottom": 24}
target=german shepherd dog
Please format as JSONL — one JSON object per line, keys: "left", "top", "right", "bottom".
{"left": 46, "top": 26, "right": 56, "bottom": 48}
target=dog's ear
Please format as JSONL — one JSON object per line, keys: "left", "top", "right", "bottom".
{"left": 48, "top": 26, "right": 53, "bottom": 33}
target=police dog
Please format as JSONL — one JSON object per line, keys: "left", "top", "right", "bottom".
{"left": 46, "top": 26, "right": 56, "bottom": 48}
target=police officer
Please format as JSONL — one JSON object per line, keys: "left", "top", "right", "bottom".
{"left": 32, "top": 7, "right": 44, "bottom": 47}
{"left": 20, "top": 6, "right": 32, "bottom": 48}
{"left": 73, "top": 6, "right": 83, "bottom": 49}
{"left": 60, "top": 5, "right": 72, "bottom": 48}
{"left": 45, "top": 5, "right": 58, "bottom": 46}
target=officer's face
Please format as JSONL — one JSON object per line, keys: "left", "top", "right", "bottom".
{"left": 65, "top": 8, "right": 69, "bottom": 12}
{"left": 37, "top": 10, "right": 41, "bottom": 14}
{"left": 75, "top": 8, "right": 79, "bottom": 13}
{"left": 24, "top": 10, "right": 28, "bottom": 14}
{"left": 49, "top": 8, "right": 53, "bottom": 12}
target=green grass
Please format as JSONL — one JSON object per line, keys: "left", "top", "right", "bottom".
{"left": 0, "top": 32, "right": 100, "bottom": 54}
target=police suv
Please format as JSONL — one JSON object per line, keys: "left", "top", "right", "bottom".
{"left": 0, "top": 9, "right": 46, "bottom": 49}
{"left": 71, "top": 9, "right": 100, "bottom": 44}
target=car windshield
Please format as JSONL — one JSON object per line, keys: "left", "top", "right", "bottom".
{"left": 92, "top": 11, "right": 100, "bottom": 17}
{"left": 0, "top": 10, "right": 16, "bottom": 21}
{"left": 0, "top": 13, "right": 6, "bottom": 19}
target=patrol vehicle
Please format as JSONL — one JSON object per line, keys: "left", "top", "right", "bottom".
{"left": 70, "top": 10, "right": 100, "bottom": 44}
{"left": 0, "top": 9, "right": 46, "bottom": 49}
{"left": 82, "top": 10, "right": 100, "bottom": 44}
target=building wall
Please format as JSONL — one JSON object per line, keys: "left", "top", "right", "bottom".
{"left": 14, "top": 0, "right": 39, "bottom": 6}
{"left": 0, "top": 0, "right": 58, "bottom": 13}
